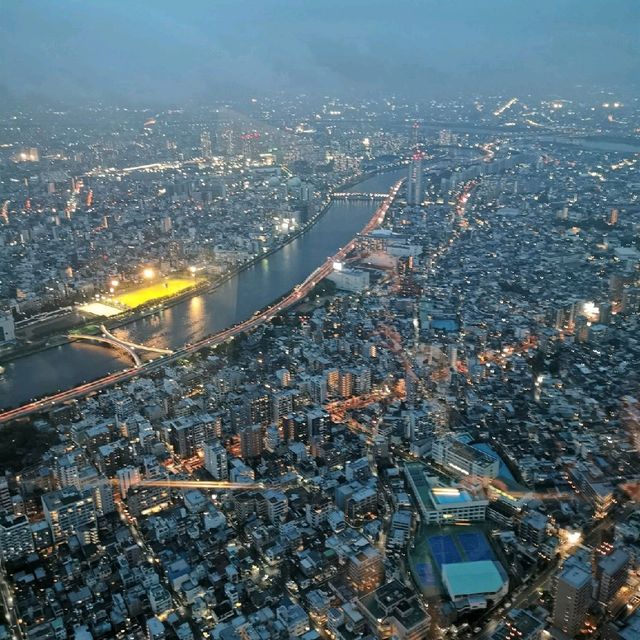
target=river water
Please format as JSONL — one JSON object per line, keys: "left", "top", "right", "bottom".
{"left": 0, "top": 169, "right": 405, "bottom": 410}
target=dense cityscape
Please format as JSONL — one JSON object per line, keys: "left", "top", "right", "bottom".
{"left": 0, "top": 93, "right": 638, "bottom": 640}
{"left": 1, "top": 2, "right": 640, "bottom": 640}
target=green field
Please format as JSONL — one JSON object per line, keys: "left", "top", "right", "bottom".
{"left": 114, "top": 278, "right": 196, "bottom": 308}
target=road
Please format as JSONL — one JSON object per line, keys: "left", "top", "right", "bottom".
{"left": 0, "top": 181, "right": 402, "bottom": 425}
{"left": 472, "top": 510, "right": 615, "bottom": 639}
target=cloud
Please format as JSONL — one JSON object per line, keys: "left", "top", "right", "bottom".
{"left": 0, "top": 0, "right": 637, "bottom": 104}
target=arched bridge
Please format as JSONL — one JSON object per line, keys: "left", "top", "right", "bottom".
{"left": 70, "top": 334, "right": 143, "bottom": 367}
{"left": 70, "top": 325, "right": 173, "bottom": 367}
{"left": 99, "top": 325, "right": 173, "bottom": 356}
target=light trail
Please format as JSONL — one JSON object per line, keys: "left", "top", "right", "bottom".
{"left": 139, "top": 479, "right": 266, "bottom": 491}
{"left": 493, "top": 97, "right": 518, "bottom": 117}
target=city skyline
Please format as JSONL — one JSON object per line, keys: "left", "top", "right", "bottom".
{"left": 0, "top": 3, "right": 639, "bottom": 640}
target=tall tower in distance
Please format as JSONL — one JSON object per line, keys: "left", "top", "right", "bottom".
{"left": 407, "top": 121, "right": 424, "bottom": 207}
{"left": 200, "top": 130, "right": 212, "bottom": 159}
{"left": 407, "top": 151, "right": 424, "bottom": 206}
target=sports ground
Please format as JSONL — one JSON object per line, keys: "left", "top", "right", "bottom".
{"left": 113, "top": 278, "right": 197, "bottom": 309}
{"left": 409, "top": 525, "right": 497, "bottom": 598}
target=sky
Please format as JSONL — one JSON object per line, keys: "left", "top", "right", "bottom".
{"left": 1, "top": 0, "right": 638, "bottom": 105}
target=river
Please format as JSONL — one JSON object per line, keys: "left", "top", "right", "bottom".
{"left": 0, "top": 169, "right": 405, "bottom": 410}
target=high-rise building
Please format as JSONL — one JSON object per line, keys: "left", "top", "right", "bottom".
{"left": 553, "top": 564, "right": 592, "bottom": 636}
{"left": 271, "top": 390, "right": 295, "bottom": 426}
{"left": 166, "top": 416, "right": 219, "bottom": 458}
{"left": 0, "top": 476, "right": 13, "bottom": 512}
{"left": 42, "top": 487, "right": 98, "bottom": 545}
{"left": 407, "top": 152, "right": 424, "bottom": 206}
{"left": 250, "top": 391, "right": 273, "bottom": 426}
{"left": 306, "top": 407, "right": 330, "bottom": 443}
{"left": 200, "top": 130, "right": 212, "bottom": 159}
{"left": 346, "top": 545, "right": 384, "bottom": 594}
{"left": 116, "top": 466, "right": 142, "bottom": 499}
{"left": 204, "top": 441, "right": 228, "bottom": 480}
{"left": 55, "top": 451, "right": 83, "bottom": 489}
{"left": 596, "top": 549, "right": 629, "bottom": 605}
{"left": 239, "top": 424, "right": 263, "bottom": 459}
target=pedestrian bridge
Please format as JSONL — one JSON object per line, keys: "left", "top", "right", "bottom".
{"left": 70, "top": 325, "right": 173, "bottom": 367}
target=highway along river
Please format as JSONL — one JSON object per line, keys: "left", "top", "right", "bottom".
{"left": 0, "top": 169, "right": 405, "bottom": 410}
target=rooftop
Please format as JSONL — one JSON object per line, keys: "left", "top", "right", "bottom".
{"left": 442, "top": 560, "right": 506, "bottom": 598}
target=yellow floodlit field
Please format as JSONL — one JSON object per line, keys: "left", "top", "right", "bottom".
{"left": 114, "top": 278, "right": 196, "bottom": 308}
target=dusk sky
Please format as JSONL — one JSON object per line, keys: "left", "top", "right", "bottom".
{"left": 1, "top": 0, "right": 638, "bottom": 104}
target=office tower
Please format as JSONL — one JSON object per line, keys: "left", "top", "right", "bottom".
{"left": 609, "top": 208, "right": 618, "bottom": 225}
{"left": 0, "top": 514, "right": 35, "bottom": 561}
{"left": 596, "top": 549, "right": 629, "bottom": 604}
{"left": 42, "top": 487, "right": 98, "bottom": 545}
{"left": 204, "top": 441, "right": 228, "bottom": 480}
{"left": 200, "top": 130, "right": 212, "bottom": 159}
{"left": 407, "top": 152, "right": 424, "bottom": 206}
{"left": 239, "top": 424, "right": 263, "bottom": 459}
{"left": 553, "top": 564, "right": 592, "bottom": 636}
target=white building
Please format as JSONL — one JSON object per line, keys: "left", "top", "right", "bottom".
{"left": 204, "top": 441, "right": 228, "bottom": 480}
{"left": 327, "top": 266, "right": 370, "bottom": 292}
{"left": 405, "top": 463, "right": 488, "bottom": 525}
{"left": 42, "top": 487, "right": 98, "bottom": 544}
{"left": 116, "top": 466, "right": 142, "bottom": 499}
{"left": 432, "top": 435, "right": 500, "bottom": 478}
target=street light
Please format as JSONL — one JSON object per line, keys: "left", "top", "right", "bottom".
{"left": 189, "top": 266, "right": 197, "bottom": 277}
{"left": 143, "top": 268, "right": 154, "bottom": 280}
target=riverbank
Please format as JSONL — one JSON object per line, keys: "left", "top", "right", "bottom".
{"left": 0, "top": 178, "right": 403, "bottom": 421}
{"left": 0, "top": 164, "right": 405, "bottom": 367}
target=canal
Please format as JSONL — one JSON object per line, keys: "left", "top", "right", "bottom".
{"left": 0, "top": 169, "right": 405, "bottom": 410}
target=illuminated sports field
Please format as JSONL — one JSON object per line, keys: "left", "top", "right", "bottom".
{"left": 114, "top": 278, "right": 197, "bottom": 309}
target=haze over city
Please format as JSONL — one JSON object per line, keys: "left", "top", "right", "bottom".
{"left": 1, "top": 0, "right": 639, "bottom": 104}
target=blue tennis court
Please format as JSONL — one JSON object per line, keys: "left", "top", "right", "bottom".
{"left": 458, "top": 532, "right": 495, "bottom": 561}
{"left": 415, "top": 562, "right": 437, "bottom": 587}
{"left": 428, "top": 534, "right": 462, "bottom": 568}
